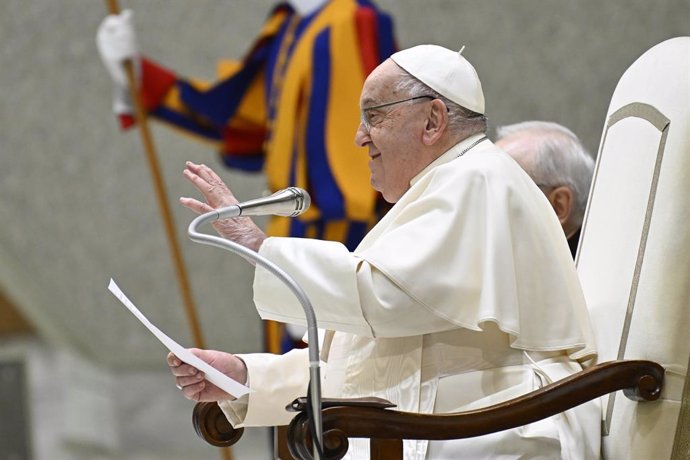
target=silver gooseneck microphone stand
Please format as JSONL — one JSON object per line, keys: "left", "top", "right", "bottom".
{"left": 188, "top": 211, "right": 323, "bottom": 459}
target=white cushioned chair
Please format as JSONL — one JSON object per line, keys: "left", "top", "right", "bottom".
{"left": 576, "top": 35, "right": 690, "bottom": 459}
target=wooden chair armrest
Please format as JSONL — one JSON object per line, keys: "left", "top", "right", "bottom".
{"left": 192, "top": 401, "right": 244, "bottom": 448}
{"left": 286, "top": 359, "right": 664, "bottom": 460}
{"left": 191, "top": 397, "right": 396, "bottom": 448}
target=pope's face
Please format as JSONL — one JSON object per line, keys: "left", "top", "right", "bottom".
{"left": 355, "top": 60, "right": 433, "bottom": 203}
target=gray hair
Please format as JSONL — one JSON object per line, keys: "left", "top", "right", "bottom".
{"left": 496, "top": 121, "right": 595, "bottom": 226}
{"left": 393, "top": 70, "right": 487, "bottom": 139}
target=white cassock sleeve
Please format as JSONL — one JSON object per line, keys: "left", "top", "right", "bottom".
{"left": 218, "top": 348, "right": 309, "bottom": 427}
{"left": 253, "top": 237, "right": 459, "bottom": 337}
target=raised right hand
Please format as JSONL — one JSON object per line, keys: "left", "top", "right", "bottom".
{"left": 180, "top": 161, "right": 267, "bottom": 252}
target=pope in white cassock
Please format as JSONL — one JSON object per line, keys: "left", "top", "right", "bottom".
{"left": 168, "top": 44, "right": 601, "bottom": 459}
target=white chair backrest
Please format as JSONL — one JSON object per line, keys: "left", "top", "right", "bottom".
{"left": 576, "top": 36, "right": 690, "bottom": 460}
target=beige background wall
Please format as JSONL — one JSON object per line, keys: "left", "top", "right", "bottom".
{"left": 0, "top": 1, "right": 687, "bottom": 458}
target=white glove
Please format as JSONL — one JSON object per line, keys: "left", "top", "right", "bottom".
{"left": 97, "top": 9, "right": 138, "bottom": 86}
{"left": 97, "top": 9, "right": 139, "bottom": 115}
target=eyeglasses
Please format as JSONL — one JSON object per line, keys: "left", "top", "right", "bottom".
{"left": 360, "top": 95, "right": 435, "bottom": 131}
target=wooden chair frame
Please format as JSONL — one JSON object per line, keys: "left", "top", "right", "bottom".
{"left": 193, "top": 359, "right": 664, "bottom": 459}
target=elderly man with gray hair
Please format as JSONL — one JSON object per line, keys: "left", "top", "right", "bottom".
{"left": 496, "top": 121, "right": 595, "bottom": 257}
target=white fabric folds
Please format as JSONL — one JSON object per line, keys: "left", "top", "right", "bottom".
{"left": 253, "top": 135, "right": 596, "bottom": 360}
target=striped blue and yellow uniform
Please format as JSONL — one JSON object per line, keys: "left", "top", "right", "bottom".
{"left": 126, "top": 0, "right": 397, "bottom": 250}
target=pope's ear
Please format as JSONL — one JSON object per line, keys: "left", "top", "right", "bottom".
{"left": 422, "top": 99, "right": 448, "bottom": 145}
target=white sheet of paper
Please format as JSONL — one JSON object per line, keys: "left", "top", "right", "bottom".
{"left": 108, "top": 278, "right": 250, "bottom": 398}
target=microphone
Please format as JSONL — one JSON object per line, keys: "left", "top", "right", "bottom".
{"left": 214, "top": 187, "right": 311, "bottom": 220}
{"left": 187, "top": 184, "right": 323, "bottom": 455}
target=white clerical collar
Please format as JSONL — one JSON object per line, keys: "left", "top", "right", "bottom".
{"left": 410, "top": 133, "right": 488, "bottom": 186}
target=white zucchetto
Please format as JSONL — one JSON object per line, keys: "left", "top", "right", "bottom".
{"left": 391, "top": 44, "right": 486, "bottom": 114}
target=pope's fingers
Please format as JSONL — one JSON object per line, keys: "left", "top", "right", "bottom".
{"left": 176, "top": 372, "right": 205, "bottom": 388}
{"left": 179, "top": 196, "right": 214, "bottom": 214}
{"left": 183, "top": 168, "right": 230, "bottom": 203}
{"left": 187, "top": 162, "right": 231, "bottom": 193}
{"left": 180, "top": 380, "right": 206, "bottom": 401}
{"left": 186, "top": 162, "right": 216, "bottom": 184}
{"left": 183, "top": 167, "right": 209, "bottom": 189}
{"left": 184, "top": 160, "right": 202, "bottom": 172}
{"left": 197, "top": 162, "right": 224, "bottom": 184}
{"left": 191, "top": 161, "right": 212, "bottom": 176}
{"left": 167, "top": 352, "right": 181, "bottom": 367}
{"left": 169, "top": 361, "right": 200, "bottom": 378}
